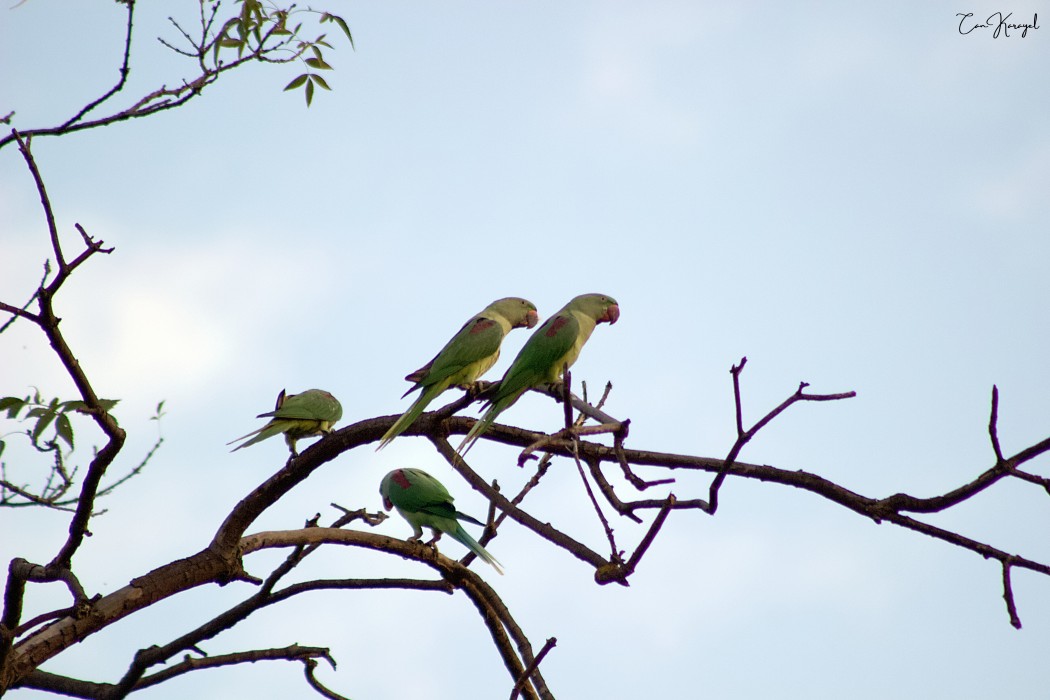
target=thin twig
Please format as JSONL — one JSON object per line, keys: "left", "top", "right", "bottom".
{"left": 510, "top": 637, "right": 557, "bottom": 700}
{"left": 733, "top": 357, "right": 747, "bottom": 436}
{"left": 989, "top": 385, "right": 1005, "bottom": 463}
{"left": 574, "top": 453, "right": 618, "bottom": 558}
{"left": 13, "top": 132, "right": 64, "bottom": 270}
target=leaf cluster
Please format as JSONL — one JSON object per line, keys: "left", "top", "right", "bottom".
{"left": 0, "top": 391, "right": 119, "bottom": 456}
{"left": 207, "top": 2, "right": 353, "bottom": 106}
{"left": 0, "top": 1, "right": 354, "bottom": 154}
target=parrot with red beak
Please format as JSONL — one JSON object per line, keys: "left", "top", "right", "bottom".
{"left": 458, "top": 293, "right": 619, "bottom": 454}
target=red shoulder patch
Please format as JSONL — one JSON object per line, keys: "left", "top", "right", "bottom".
{"left": 391, "top": 470, "right": 412, "bottom": 490}
{"left": 470, "top": 318, "right": 497, "bottom": 335}
{"left": 545, "top": 316, "right": 570, "bottom": 337}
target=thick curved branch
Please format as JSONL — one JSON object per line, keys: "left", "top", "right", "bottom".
{"left": 242, "top": 528, "right": 550, "bottom": 699}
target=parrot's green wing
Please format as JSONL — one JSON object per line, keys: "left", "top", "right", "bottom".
{"left": 230, "top": 388, "right": 342, "bottom": 455}
{"left": 378, "top": 298, "right": 538, "bottom": 450}
{"left": 492, "top": 311, "right": 581, "bottom": 402}
{"left": 405, "top": 297, "right": 539, "bottom": 393}
{"left": 261, "top": 389, "right": 343, "bottom": 422}
{"left": 456, "top": 314, "right": 578, "bottom": 454}
{"left": 381, "top": 468, "right": 485, "bottom": 523}
{"left": 387, "top": 468, "right": 458, "bottom": 516}
{"left": 405, "top": 317, "right": 507, "bottom": 393}
{"left": 379, "top": 468, "right": 501, "bottom": 574}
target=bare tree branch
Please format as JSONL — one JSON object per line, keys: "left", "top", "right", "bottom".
{"left": 241, "top": 528, "right": 552, "bottom": 699}
{"left": 303, "top": 658, "right": 351, "bottom": 700}
{"left": 510, "top": 637, "right": 557, "bottom": 700}
{"left": 58, "top": 0, "right": 135, "bottom": 130}
{"left": 137, "top": 645, "right": 336, "bottom": 692}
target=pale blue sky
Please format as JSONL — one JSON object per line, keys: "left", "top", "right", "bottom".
{"left": 2, "top": 2, "right": 1049, "bottom": 698}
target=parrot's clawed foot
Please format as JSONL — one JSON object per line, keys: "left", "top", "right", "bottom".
{"left": 424, "top": 531, "right": 443, "bottom": 549}
{"left": 469, "top": 381, "right": 498, "bottom": 400}
{"left": 406, "top": 534, "right": 439, "bottom": 555}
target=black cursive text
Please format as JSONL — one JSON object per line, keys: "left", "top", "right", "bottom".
{"left": 957, "top": 11, "right": 1039, "bottom": 38}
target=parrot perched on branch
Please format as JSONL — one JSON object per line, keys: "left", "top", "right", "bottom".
{"left": 228, "top": 388, "right": 342, "bottom": 456}
{"left": 379, "top": 467, "right": 504, "bottom": 574}
{"left": 457, "top": 293, "right": 619, "bottom": 455}
{"left": 376, "top": 297, "right": 538, "bottom": 450}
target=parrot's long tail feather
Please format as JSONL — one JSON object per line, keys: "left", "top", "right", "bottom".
{"left": 227, "top": 428, "right": 261, "bottom": 446}
{"left": 377, "top": 386, "right": 440, "bottom": 451}
{"left": 453, "top": 525, "right": 504, "bottom": 575}
{"left": 456, "top": 403, "right": 500, "bottom": 456}
{"left": 227, "top": 424, "right": 280, "bottom": 451}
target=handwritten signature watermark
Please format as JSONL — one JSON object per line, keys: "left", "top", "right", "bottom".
{"left": 957, "top": 12, "right": 1039, "bottom": 38}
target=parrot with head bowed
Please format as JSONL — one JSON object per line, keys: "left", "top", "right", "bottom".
{"left": 228, "top": 388, "right": 342, "bottom": 456}
{"left": 376, "top": 297, "right": 539, "bottom": 450}
{"left": 380, "top": 467, "right": 504, "bottom": 574}
{"left": 457, "top": 293, "right": 619, "bottom": 455}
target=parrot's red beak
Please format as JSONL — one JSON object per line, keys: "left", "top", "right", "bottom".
{"left": 524, "top": 309, "right": 539, "bottom": 329}
{"left": 382, "top": 497, "right": 393, "bottom": 511}
{"left": 602, "top": 304, "right": 620, "bottom": 325}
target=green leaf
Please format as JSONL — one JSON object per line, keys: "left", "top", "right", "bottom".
{"left": 311, "top": 74, "right": 331, "bottom": 91}
{"left": 0, "top": 439, "right": 5, "bottom": 459}
{"left": 59, "top": 400, "right": 90, "bottom": 413}
{"left": 218, "top": 17, "right": 241, "bottom": 38}
{"left": 56, "top": 413, "right": 74, "bottom": 451}
{"left": 219, "top": 38, "right": 243, "bottom": 49}
{"left": 321, "top": 13, "right": 355, "bottom": 48}
{"left": 305, "top": 78, "right": 315, "bottom": 106}
{"left": 304, "top": 57, "right": 332, "bottom": 70}
{"left": 32, "top": 409, "right": 57, "bottom": 442}
{"left": 0, "top": 397, "right": 25, "bottom": 416}
{"left": 97, "top": 399, "right": 120, "bottom": 412}
{"left": 284, "top": 74, "right": 308, "bottom": 91}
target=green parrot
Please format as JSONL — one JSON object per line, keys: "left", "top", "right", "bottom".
{"left": 376, "top": 297, "right": 539, "bottom": 450}
{"left": 458, "top": 293, "right": 619, "bottom": 454}
{"left": 380, "top": 467, "right": 504, "bottom": 574}
{"left": 228, "top": 388, "right": 342, "bottom": 456}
